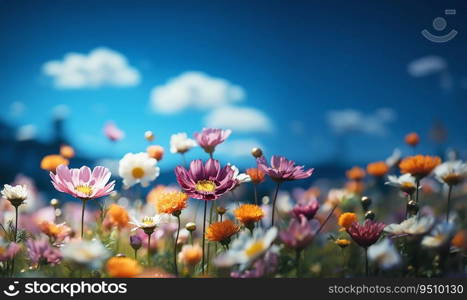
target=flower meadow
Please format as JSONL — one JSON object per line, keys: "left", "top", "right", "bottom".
{"left": 1, "top": 129, "right": 467, "bottom": 279}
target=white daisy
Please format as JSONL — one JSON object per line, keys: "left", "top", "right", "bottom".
{"left": 118, "top": 152, "right": 159, "bottom": 188}
{"left": 229, "top": 164, "right": 251, "bottom": 184}
{"left": 170, "top": 132, "right": 197, "bottom": 154}
{"left": 385, "top": 174, "right": 418, "bottom": 194}
{"left": 385, "top": 148, "right": 402, "bottom": 168}
{"left": 214, "top": 227, "right": 277, "bottom": 271}
{"left": 434, "top": 160, "right": 467, "bottom": 186}
{"left": 61, "top": 239, "right": 110, "bottom": 269}
{"left": 422, "top": 221, "right": 456, "bottom": 248}
{"left": 129, "top": 214, "right": 163, "bottom": 232}
{"left": 385, "top": 215, "right": 435, "bottom": 236}
{"left": 1, "top": 184, "right": 28, "bottom": 206}
{"left": 367, "top": 238, "right": 401, "bottom": 270}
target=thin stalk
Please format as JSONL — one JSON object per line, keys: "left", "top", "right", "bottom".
{"left": 446, "top": 185, "right": 453, "bottom": 222}
{"left": 315, "top": 205, "right": 337, "bottom": 237}
{"left": 295, "top": 249, "right": 302, "bottom": 278}
{"left": 201, "top": 200, "right": 208, "bottom": 274}
{"left": 271, "top": 182, "right": 281, "bottom": 227}
{"left": 134, "top": 249, "right": 138, "bottom": 260}
{"left": 173, "top": 215, "right": 181, "bottom": 276}
{"left": 11, "top": 205, "right": 19, "bottom": 277}
{"left": 147, "top": 233, "right": 151, "bottom": 266}
{"left": 207, "top": 202, "right": 214, "bottom": 273}
{"left": 365, "top": 247, "right": 369, "bottom": 276}
{"left": 415, "top": 179, "right": 420, "bottom": 203}
{"left": 253, "top": 184, "right": 258, "bottom": 205}
{"left": 80, "top": 199, "right": 86, "bottom": 239}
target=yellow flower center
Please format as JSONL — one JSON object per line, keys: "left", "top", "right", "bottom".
{"left": 195, "top": 180, "right": 216, "bottom": 192}
{"left": 132, "top": 167, "right": 145, "bottom": 179}
{"left": 245, "top": 241, "right": 265, "bottom": 258}
{"left": 75, "top": 185, "right": 93, "bottom": 196}
{"left": 142, "top": 217, "right": 154, "bottom": 226}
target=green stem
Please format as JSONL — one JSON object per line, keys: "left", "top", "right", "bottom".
{"left": 80, "top": 199, "right": 86, "bottom": 239}
{"left": 295, "top": 249, "right": 302, "bottom": 278}
{"left": 446, "top": 185, "right": 453, "bottom": 222}
{"left": 147, "top": 233, "right": 151, "bottom": 266}
{"left": 201, "top": 200, "right": 208, "bottom": 274}
{"left": 365, "top": 247, "right": 369, "bottom": 276}
{"left": 253, "top": 184, "right": 258, "bottom": 205}
{"left": 134, "top": 249, "right": 138, "bottom": 260}
{"left": 11, "top": 205, "right": 19, "bottom": 277}
{"left": 271, "top": 182, "right": 281, "bottom": 227}
{"left": 173, "top": 215, "right": 181, "bottom": 276}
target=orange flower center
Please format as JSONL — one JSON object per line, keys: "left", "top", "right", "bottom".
{"left": 132, "top": 167, "right": 145, "bottom": 179}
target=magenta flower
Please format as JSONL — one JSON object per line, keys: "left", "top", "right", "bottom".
{"left": 280, "top": 215, "right": 318, "bottom": 250}
{"left": 194, "top": 128, "right": 231, "bottom": 155}
{"left": 347, "top": 220, "right": 386, "bottom": 248}
{"left": 292, "top": 196, "right": 320, "bottom": 220}
{"left": 0, "top": 241, "right": 21, "bottom": 261}
{"left": 230, "top": 249, "right": 279, "bottom": 278}
{"left": 50, "top": 165, "right": 115, "bottom": 200}
{"left": 104, "top": 121, "right": 124, "bottom": 142}
{"left": 257, "top": 156, "right": 314, "bottom": 182}
{"left": 175, "top": 159, "right": 237, "bottom": 201}
{"left": 26, "top": 239, "right": 62, "bottom": 265}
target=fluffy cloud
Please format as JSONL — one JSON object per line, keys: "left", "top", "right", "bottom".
{"left": 216, "top": 139, "right": 265, "bottom": 157}
{"left": 150, "top": 71, "right": 245, "bottom": 114}
{"left": 16, "top": 124, "right": 36, "bottom": 141}
{"left": 204, "top": 106, "right": 273, "bottom": 133}
{"left": 407, "top": 56, "right": 447, "bottom": 77}
{"left": 326, "top": 108, "right": 396, "bottom": 136}
{"left": 43, "top": 47, "right": 140, "bottom": 88}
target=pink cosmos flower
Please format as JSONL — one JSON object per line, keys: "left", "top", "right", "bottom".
{"left": 292, "top": 195, "right": 320, "bottom": 220}
{"left": 26, "top": 239, "right": 62, "bottom": 265}
{"left": 346, "top": 220, "right": 386, "bottom": 248}
{"left": 280, "top": 215, "right": 318, "bottom": 250}
{"left": 0, "top": 242, "right": 21, "bottom": 261}
{"left": 104, "top": 121, "right": 124, "bottom": 142}
{"left": 194, "top": 128, "right": 231, "bottom": 154}
{"left": 257, "top": 156, "right": 314, "bottom": 182}
{"left": 175, "top": 159, "right": 237, "bottom": 201}
{"left": 50, "top": 165, "right": 115, "bottom": 200}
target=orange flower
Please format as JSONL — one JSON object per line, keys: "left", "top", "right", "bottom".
{"left": 246, "top": 168, "right": 265, "bottom": 184}
{"left": 147, "top": 185, "right": 175, "bottom": 206}
{"left": 60, "top": 145, "right": 75, "bottom": 159}
{"left": 40, "top": 155, "right": 69, "bottom": 172}
{"left": 106, "top": 204, "right": 129, "bottom": 229}
{"left": 206, "top": 220, "right": 239, "bottom": 243}
{"left": 399, "top": 155, "right": 441, "bottom": 179}
{"left": 405, "top": 132, "right": 420, "bottom": 147}
{"left": 147, "top": 145, "right": 164, "bottom": 161}
{"left": 156, "top": 191, "right": 188, "bottom": 215}
{"left": 178, "top": 244, "right": 203, "bottom": 266}
{"left": 234, "top": 204, "right": 264, "bottom": 225}
{"left": 345, "top": 181, "right": 364, "bottom": 194}
{"left": 39, "top": 221, "right": 71, "bottom": 240}
{"left": 338, "top": 212, "right": 358, "bottom": 229}
{"left": 335, "top": 239, "right": 351, "bottom": 248}
{"left": 346, "top": 167, "right": 366, "bottom": 181}
{"left": 452, "top": 230, "right": 467, "bottom": 250}
{"left": 106, "top": 257, "right": 142, "bottom": 278}
{"left": 366, "top": 161, "right": 389, "bottom": 177}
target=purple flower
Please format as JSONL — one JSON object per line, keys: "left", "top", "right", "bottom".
{"left": 280, "top": 215, "right": 317, "bottom": 250}
{"left": 292, "top": 196, "right": 320, "bottom": 220}
{"left": 231, "top": 249, "right": 279, "bottom": 278}
{"left": 257, "top": 156, "right": 314, "bottom": 182}
{"left": 346, "top": 220, "right": 386, "bottom": 248}
{"left": 0, "top": 241, "right": 21, "bottom": 261}
{"left": 194, "top": 128, "right": 231, "bottom": 154}
{"left": 26, "top": 239, "right": 62, "bottom": 265}
{"left": 175, "top": 159, "right": 237, "bottom": 201}
{"left": 130, "top": 235, "right": 142, "bottom": 250}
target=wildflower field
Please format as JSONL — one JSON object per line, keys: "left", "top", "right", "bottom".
{"left": 1, "top": 128, "right": 467, "bottom": 279}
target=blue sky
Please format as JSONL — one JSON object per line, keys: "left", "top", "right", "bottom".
{"left": 1, "top": 0, "right": 467, "bottom": 169}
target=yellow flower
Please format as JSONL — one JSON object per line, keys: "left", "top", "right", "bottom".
{"left": 345, "top": 167, "right": 366, "bottom": 181}
{"left": 106, "top": 257, "right": 142, "bottom": 278}
{"left": 366, "top": 161, "right": 389, "bottom": 177}
{"left": 335, "top": 239, "right": 351, "bottom": 248}
{"left": 206, "top": 220, "right": 239, "bottom": 243}
{"left": 338, "top": 212, "right": 357, "bottom": 229}
{"left": 399, "top": 155, "right": 441, "bottom": 179}
{"left": 106, "top": 204, "right": 130, "bottom": 229}
{"left": 40, "top": 155, "right": 69, "bottom": 172}
{"left": 234, "top": 204, "right": 264, "bottom": 225}
{"left": 156, "top": 191, "right": 188, "bottom": 215}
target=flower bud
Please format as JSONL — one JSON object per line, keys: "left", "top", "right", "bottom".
{"left": 185, "top": 222, "right": 197, "bottom": 232}
{"left": 364, "top": 210, "right": 375, "bottom": 220}
{"left": 251, "top": 147, "right": 263, "bottom": 158}
{"left": 144, "top": 130, "right": 155, "bottom": 142}
{"left": 130, "top": 235, "right": 142, "bottom": 251}
{"left": 50, "top": 198, "right": 60, "bottom": 207}
{"left": 216, "top": 206, "right": 227, "bottom": 215}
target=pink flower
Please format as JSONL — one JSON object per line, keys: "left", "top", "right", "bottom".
{"left": 280, "top": 215, "right": 318, "bottom": 250}
{"left": 104, "top": 121, "right": 124, "bottom": 142}
{"left": 292, "top": 195, "right": 320, "bottom": 220}
{"left": 50, "top": 165, "right": 115, "bottom": 200}
{"left": 0, "top": 241, "right": 21, "bottom": 261}
{"left": 194, "top": 128, "right": 231, "bottom": 154}
{"left": 26, "top": 239, "right": 62, "bottom": 265}
{"left": 175, "top": 159, "right": 237, "bottom": 201}
{"left": 257, "top": 156, "right": 314, "bottom": 182}
{"left": 347, "top": 220, "right": 386, "bottom": 248}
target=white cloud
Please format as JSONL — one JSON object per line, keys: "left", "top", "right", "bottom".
{"left": 407, "top": 56, "right": 447, "bottom": 77}
{"left": 43, "top": 47, "right": 140, "bottom": 88}
{"left": 326, "top": 108, "right": 396, "bottom": 136}
{"left": 216, "top": 139, "right": 265, "bottom": 157}
{"left": 150, "top": 71, "right": 245, "bottom": 114}
{"left": 17, "top": 124, "right": 37, "bottom": 141}
{"left": 204, "top": 105, "right": 273, "bottom": 133}
{"left": 9, "top": 101, "right": 25, "bottom": 117}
